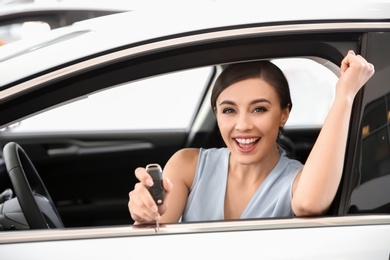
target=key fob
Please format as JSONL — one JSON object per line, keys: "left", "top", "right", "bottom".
{"left": 146, "top": 164, "right": 165, "bottom": 205}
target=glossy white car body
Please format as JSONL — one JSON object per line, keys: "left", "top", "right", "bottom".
{"left": 0, "top": 1, "right": 390, "bottom": 259}
{"left": 1, "top": 216, "right": 390, "bottom": 259}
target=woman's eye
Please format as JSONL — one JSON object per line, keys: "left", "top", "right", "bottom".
{"left": 222, "top": 108, "right": 235, "bottom": 114}
{"left": 253, "top": 107, "right": 267, "bottom": 113}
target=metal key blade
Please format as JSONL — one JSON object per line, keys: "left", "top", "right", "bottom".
{"left": 155, "top": 213, "right": 160, "bottom": 233}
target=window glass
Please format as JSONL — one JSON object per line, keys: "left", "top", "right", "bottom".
{"left": 8, "top": 67, "right": 213, "bottom": 132}
{"left": 349, "top": 93, "right": 390, "bottom": 213}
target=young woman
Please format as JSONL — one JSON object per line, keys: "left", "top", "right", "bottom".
{"left": 128, "top": 50, "right": 375, "bottom": 224}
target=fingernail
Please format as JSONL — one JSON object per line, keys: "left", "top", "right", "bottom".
{"left": 146, "top": 179, "right": 154, "bottom": 187}
{"left": 151, "top": 205, "right": 158, "bottom": 213}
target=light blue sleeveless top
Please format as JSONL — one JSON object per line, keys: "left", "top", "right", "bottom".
{"left": 182, "top": 147, "right": 303, "bottom": 222}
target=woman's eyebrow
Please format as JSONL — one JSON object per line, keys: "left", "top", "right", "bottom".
{"left": 218, "top": 100, "right": 236, "bottom": 106}
{"left": 250, "top": 98, "right": 271, "bottom": 105}
{"left": 218, "top": 98, "right": 271, "bottom": 107}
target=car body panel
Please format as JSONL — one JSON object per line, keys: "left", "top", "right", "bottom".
{"left": 1, "top": 216, "right": 390, "bottom": 259}
{"left": 0, "top": 1, "right": 389, "bottom": 258}
{"left": 1, "top": 0, "right": 390, "bottom": 88}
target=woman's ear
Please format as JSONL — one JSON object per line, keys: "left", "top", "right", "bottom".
{"left": 280, "top": 107, "right": 290, "bottom": 127}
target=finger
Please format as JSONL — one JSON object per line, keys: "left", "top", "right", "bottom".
{"left": 340, "top": 50, "right": 358, "bottom": 74}
{"left": 340, "top": 55, "right": 351, "bottom": 75}
{"left": 129, "top": 183, "right": 159, "bottom": 223}
{"left": 348, "top": 54, "right": 375, "bottom": 77}
{"left": 135, "top": 167, "right": 154, "bottom": 187}
{"left": 129, "top": 197, "right": 158, "bottom": 223}
{"left": 162, "top": 176, "right": 173, "bottom": 193}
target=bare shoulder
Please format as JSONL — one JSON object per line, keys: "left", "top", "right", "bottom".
{"left": 170, "top": 148, "right": 200, "bottom": 164}
{"left": 164, "top": 148, "right": 200, "bottom": 188}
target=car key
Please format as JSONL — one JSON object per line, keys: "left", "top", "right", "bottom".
{"left": 146, "top": 163, "right": 165, "bottom": 232}
{"left": 146, "top": 163, "right": 165, "bottom": 205}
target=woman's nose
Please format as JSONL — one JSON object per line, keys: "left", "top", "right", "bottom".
{"left": 235, "top": 113, "right": 253, "bottom": 131}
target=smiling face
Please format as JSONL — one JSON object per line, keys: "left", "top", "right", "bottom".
{"left": 215, "top": 77, "right": 290, "bottom": 165}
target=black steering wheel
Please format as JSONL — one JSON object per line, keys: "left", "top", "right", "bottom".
{"left": 3, "top": 142, "right": 64, "bottom": 229}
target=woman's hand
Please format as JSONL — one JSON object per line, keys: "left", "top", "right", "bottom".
{"left": 337, "top": 50, "right": 375, "bottom": 100}
{"left": 128, "top": 167, "right": 173, "bottom": 224}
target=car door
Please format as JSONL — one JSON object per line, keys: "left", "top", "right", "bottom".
{"left": 0, "top": 19, "right": 379, "bottom": 228}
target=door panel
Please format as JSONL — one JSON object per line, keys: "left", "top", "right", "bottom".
{"left": 0, "top": 131, "right": 186, "bottom": 227}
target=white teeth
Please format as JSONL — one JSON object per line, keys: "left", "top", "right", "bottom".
{"left": 235, "top": 138, "right": 258, "bottom": 144}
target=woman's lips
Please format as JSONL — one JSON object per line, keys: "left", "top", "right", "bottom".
{"left": 234, "top": 137, "right": 260, "bottom": 153}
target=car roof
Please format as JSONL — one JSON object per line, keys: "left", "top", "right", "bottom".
{"left": 0, "top": 0, "right": 389, "bottom": 88}
{"left": 0, "top": 2, "right": 133, "bottom": 15}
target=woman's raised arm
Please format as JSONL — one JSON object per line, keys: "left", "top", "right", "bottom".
{"left": 292, "top": 50, "right": 375, "bottom": 216}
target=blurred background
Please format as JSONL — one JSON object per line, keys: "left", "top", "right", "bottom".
{"left": 0, "top": 0, "right": 139, "bottom": 46}
{"left": 0, "top": 0, "right": 226, "bottom": 46}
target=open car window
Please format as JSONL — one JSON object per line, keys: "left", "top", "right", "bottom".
{"left": 5, "top": 58, "right": 338, "bottom": 133}
{"left": 7, "top": 67, "right": 213, "bottom": 132}
{"left": 273, "top": 58, "right": 338, "bottom": 129}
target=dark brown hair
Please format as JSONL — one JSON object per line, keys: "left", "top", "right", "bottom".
{"left": 211, "top": 60, "right": 292, "bottom": 113}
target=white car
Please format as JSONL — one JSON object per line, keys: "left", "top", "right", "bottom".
{"left": 0, "top": 1, "right": 389, "bottom": 259}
